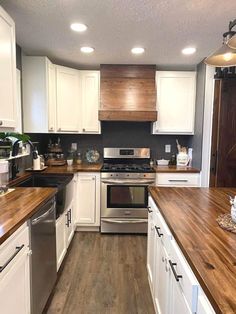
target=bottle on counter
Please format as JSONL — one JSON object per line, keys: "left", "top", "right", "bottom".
{"left": 76, "top": 152, "right": 82, "bottom": 165}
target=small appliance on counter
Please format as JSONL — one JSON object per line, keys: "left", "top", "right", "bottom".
{"left": 45, "top": 138, "right": 66, "bottom": 166}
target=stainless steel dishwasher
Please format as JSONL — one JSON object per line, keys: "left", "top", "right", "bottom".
{"left": 30, "top": 197, "right": 57, "bottom": 314}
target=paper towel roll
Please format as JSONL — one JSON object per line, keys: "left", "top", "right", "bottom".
{"left": 33, "top": 157, "right": 41, "bottom": 170}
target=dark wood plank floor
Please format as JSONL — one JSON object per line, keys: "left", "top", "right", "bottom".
{"left": 46, "top": 232, "right": 155, "bottom": 314}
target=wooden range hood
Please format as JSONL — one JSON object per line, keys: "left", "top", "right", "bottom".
{"left": 99, "top": 64, "right": 157, "bottom": 122}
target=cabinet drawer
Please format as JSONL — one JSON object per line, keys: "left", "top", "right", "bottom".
{"left": 156, "top": 173, "right": 200, "bottom": 186}
{"left": 169, "top": 238, "right": 198, "bottom": 313}
{"left": 0, "top": 223, "right": 29, "bottom": 273}
{"left": 155, "top": 211, "right": 172, "bottom": 252}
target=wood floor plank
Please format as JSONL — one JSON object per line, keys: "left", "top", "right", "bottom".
{"left": 45, "top": 232, "right": 155, "bottom": 314}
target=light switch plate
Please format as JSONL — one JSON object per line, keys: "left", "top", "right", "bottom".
{"left": 165, "top": 144, "right": 171, "bottom": 153}
{"left": 71, "top": 143, "right": 77, "bottom": 151}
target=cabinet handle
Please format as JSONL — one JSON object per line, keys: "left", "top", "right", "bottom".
{"left": 169, "top": 260, "right": 182, "bottom": 282}
{"left": 49, "top": 127, "right": 54, "bottom": 131}
{"left": 58, "top": 128, "right": 61, "bottom": 131}
{"left": 0, "top": 245, "right": 24, "bottom": 273}
{"left": 155, "top": 226, "right": 163, "bottom": 237}
{"left": 0, "top": 120, "right": 3, "bottom": 126}
{"left": 65, "top": 212, "right": 69, "bottom": 227}
{"left": 83, "top": 128, "right": 86, "bottom": 132}
{"left": 68, "top": 209, "right": 72, "bottom": 224}
{"left": 168, "top": 179, "right": 188, "bottom": 182}
{"left": 147, "top": 206, "right": 153, "bottom": 213}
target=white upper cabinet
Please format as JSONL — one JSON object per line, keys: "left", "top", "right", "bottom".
{"left": 22, "top": 57, "right": 100, "bottom": 134}
{"left": 80, "top": 71, "right": 100, "bottom": 134}
{"left": 153, "top": 71, "right": 196, "bottom": 134}
{"left": 0, "top": 6, "right": 16, "bottom": 129}
{"left": 22, "top": 56, "right": 56, "bottom": 133}
{"left": 56, "top": 65, "right": 80, "bottom": 132}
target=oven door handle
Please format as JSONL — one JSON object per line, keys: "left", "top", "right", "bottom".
{"left": 102, "top": 218, "right": 148, "bottom": 224}
{"left": 101, "top": 179, "right": 155, "bottom": 185}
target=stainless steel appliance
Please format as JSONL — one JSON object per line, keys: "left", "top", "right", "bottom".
{"left": 30, "top": 197, "right": 56, "bottom": 314}
{"left": 101, "top": 148, "right": 155, "bottom": 233}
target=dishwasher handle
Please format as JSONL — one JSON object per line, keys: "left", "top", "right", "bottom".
{"left": 0, "top": 244, "right": 24, "bottom": 273}
{"left": 32, "top": 205, "right": 55, "bottom": 225}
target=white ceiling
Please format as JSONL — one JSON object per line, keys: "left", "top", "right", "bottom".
{"left": 1, "top": 0, "right": 236, "bottom": 69}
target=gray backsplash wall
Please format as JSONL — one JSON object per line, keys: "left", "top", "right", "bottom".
{"left": 28, "top": 122, "right": 193, "bottom": 163}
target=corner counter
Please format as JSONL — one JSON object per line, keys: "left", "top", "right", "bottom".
{"left": 149, "top": 186, "right": 236, "bottom": 314}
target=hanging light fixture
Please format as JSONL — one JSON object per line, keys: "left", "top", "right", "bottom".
{"left": 228, "top": 33, "right": 236, "bottom": 49}
{"left": 205, "top": 19, "right": 236, "bottom": 67}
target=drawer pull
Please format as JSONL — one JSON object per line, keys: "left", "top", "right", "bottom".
{"left": 147, "top": 206, "right": 153, "bottom": 213}
{"left": 0, "top": 244, "right": 25, "bottom": 273}
{"left": 169, "top": 260, "right": 182, "bottom": 282}
{"left": 155, "top": 226, "right": 163, "bottom": 237}
{"left": 168, "top": 179, "right": 188, "bottom": 182}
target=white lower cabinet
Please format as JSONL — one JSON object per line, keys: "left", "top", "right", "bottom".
{"left": 56, "top": 214, "right": 67, "bottom": 271}
{"left": 75, "top": 173, "right": 100, "bottom": 227}
{"left": 156, "top": 172, "right": 200, "bottom": 187}
{"left": 147, "top": 203, "right": 156, "bottom": 291}
{"left": 65, "top": 202, "right": 74, "bottom": 248}
{"left": 148, "top": 196, "right": 215, "bottom": 314}
{"left": 0, "top": 223, "right": 30, "bottom": 314}
{"left": 56, "top": 202, "right": 75, "bottom": 271}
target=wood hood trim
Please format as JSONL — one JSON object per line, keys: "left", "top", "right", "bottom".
{"left": 99, "top": 110, "right": 157, "bottom": 122}
{"left": 99, "top": 64, "right": 157, "bottom": 122}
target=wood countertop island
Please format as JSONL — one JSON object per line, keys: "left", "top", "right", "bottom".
{"left": 149, "top": 186, "right": 236, "bottom": 314}
{"left": 43, "top": 163, "right": 102, "bottom": 173}
{"left": 153, "top": 165, "right": 200, "bottom": 173}
{"left": 0, "top": 187, "right": 56, "bottom": 245}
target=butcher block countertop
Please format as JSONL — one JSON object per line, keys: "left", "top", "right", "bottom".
{"left": 43, "top": 163, "right": 102, "bottom": 173}
{"left": 149, "top": 186, "right": 236, "bottom": 314}
{"left": 153, "top": 165, "right": 200, "bottom": 173}
{"left": 0, "top": 187, "right": 56, "bottom": 245}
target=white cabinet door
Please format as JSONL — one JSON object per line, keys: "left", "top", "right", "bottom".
{"left": 76, "top": 174, "right": 96, "bottom": 224}
{"left": 80, "top": 71, "right": 100, "bottom": 133}
{"left": 56, "top": 66, "right": 80, "bottom": 132}
{"left": 65, "top": 203, "right": 74, "bottom": 248}
{"left": 0, "top": 6, "right": 16, "bottom": 129}
{"left": 22, "top": 56, "right": 54, "bottom": 133}
{"left": 153, "top": 71, "right": 196, "bottom": 134}
{"left": 48, "top": 62, "right": 56, "bottom": 132}
{"left": 169, "top": 275, "right": 192, "bottom": 314}
{"left": 154, "top": 242, "right": 171, "bottom": 314}
{"left": 147, "top": 207, "right": 156, "bottom": 291}
{"left": 0, "top": 250, "right": 30, "bottom": 314}
{"left": 56, "top": 214, "right": 67, "bottom": 271}
{"left": 0, "top": 223, "right": 30, "bottom": 314}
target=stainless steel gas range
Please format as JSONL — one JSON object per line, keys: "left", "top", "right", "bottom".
{"left": 101, "top": 148, "right": 155, "bottom": 233}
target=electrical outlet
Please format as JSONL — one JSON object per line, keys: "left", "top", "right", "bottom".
{"left": 71, "top": 143, "right": 77, "bottom": 151}
{"left": 165, "top": 144, "right": 171, "bottom": 153}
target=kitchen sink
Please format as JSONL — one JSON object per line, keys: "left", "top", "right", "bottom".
{"left": 14, "top": 174, "right": 73, "bottom": 218}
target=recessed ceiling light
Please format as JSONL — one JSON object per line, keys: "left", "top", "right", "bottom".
{"left": 70, "top": 23, "right": 87, "bottom": 32}
{"left": 131, "top": 47, "right": 145, "bottom": 54}
{"left": 182, "top": 47, "right": 196, "bottom": 55}
{"left": 80, "top": 46, "right": 94, "bottom": 53}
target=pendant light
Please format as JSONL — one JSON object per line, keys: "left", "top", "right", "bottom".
{"left": 228, "top": 34, "right": 236, "bottom": 49}
{"left": 205, "top": 19, "right": 236, "bottom": 67}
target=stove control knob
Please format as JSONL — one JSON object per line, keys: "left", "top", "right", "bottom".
{"left": 144, "top": 174, "right": 146, "bottom": 177}
{"left": 127, "top": 174, "right": 129, "bottom": 177}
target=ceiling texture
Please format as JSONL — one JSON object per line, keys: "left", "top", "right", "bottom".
{"left": 1, "top": 0, "right": 236, "bottom": 69}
